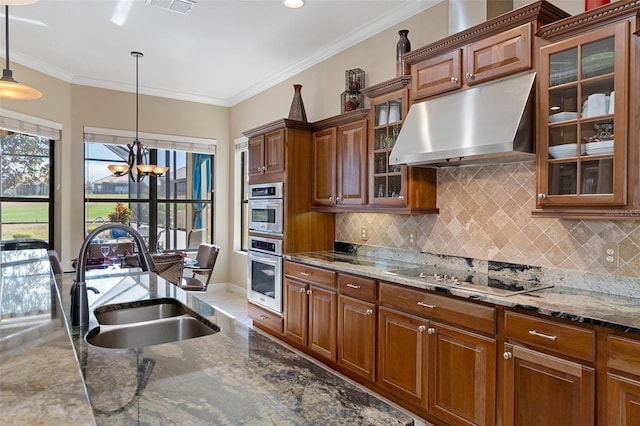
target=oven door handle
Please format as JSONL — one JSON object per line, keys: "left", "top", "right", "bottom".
{"left": 248, "top": 251, "right": 281, "bottom": 266}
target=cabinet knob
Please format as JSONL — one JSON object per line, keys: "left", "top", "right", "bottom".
{"left": 329, "top": 196, "right": 334, "bottom": 203}
{"left": 398, "top": 195, "right": 405, "bottom": 200}
{"left": 503, "top": 351, "right": 513, "bottom": 360}
{"left": 538, "top": 193, "right": 547, "bottom": 200}
{"left": 417, "top": 325, "right": 427, "bottom": 332}
{"left": 306, "top": 289, "right": 312, "bottom": 295}
{"left": 365, "top": 309, "right": 373, "bottom": 316}
{"left": 298, "top": 287, "right": 305, "bottom": 293}
{"left": 450, "top": 77, "right": 458, "bottom": 84}
{"left": 259, "top": 315, "right": 268, "bottom": 320}
{"left": 427, "top": 327, "right": 435, "bottom": 335}
{"left": 336, "top": 195, "right": 341, "bottom": 202}
{"left": 466, "top": 72, "right": 474, "bottom": 80}
{"left": 262, "top": 166, "right": 267, "bottom": 172}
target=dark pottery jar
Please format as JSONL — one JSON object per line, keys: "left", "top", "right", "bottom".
{"left": 288, "top": 84, "right": 308, "bottom": 122}
{"left": 396, "top": 29, "right": 411, "bottom": 76}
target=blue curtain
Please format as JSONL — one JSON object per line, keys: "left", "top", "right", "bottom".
{"left": 191, "top": 153, "right": 211, "bottom": 229}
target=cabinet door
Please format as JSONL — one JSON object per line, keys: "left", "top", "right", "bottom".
{"left": 312, "top": 128, "right": 337, "bottom": 206}
{"left": 263, "top": 129, "right": 285, "bottom": 177}
{"left": 502, "top": 343, "right": 595, "bottom": 426}
{"left": 247, "top": 135, "right": 265, "bottom": 179}
{"left": 412, "top": 49, "right": 463, "bottom": 100}
{"left": 337, "top": 120, "right": 368, "bottom": 206}
{"left": 427, "top": 322, "right": 496, "bottom": 426}
{"left": 370, "top": 88, "right": 409, "bottom": 208}
{"left": 378, "top": 307, "right": 428, "bottom": 405}
{"left": 338, "top": 295, "right": 376, "bottom": 381}
{"left": 606, "top": 373, "right": 640, "bottom": 426}
{"left": 308, "top": 285, "right": 337, "bottom": 361}
{"left": 284, "top": 278, "right": 308, "bottom": 347}
{"left": 537, "top": 22, "right": 629, "bottom": 208}
{"left": 464, "top": 23, "right": 531, "bottom": 86}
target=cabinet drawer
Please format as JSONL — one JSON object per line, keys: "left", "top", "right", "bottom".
{"left": 248, "top": 302, "right": 283, "bottom": 334}
{"left": 338, "top": 273, "right": 376, "bottom": 302}
{"left": 607, "top": 334, "right": 640, "bottom": 377}
{"left": 379, "top": 282, "right": 495, "bottom": 334}
{"left": 505, "top": 311, "right": 595, "bottom": 362}
{"left": 284, "top": 261, "right": 336, "bottom": 289}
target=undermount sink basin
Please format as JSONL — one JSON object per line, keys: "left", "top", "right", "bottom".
{"left": 94, "top": 298, "right": 188, "bottom": 325}
{"left": 87, "top": 298, "right": 219, "bottom": 349}
{"left": 87, "top": 316, "right": 219, "bottom": 349}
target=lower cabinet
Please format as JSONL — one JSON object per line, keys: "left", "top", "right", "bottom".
{"left": 378, "top": 307, "right": 428, "bottom": 405}
{"left": 337, "top": 295, "right": 376, "bottom": 381}
{"left": 427, "top": 321, "right": 496, "bottom": 426}
{"left": 502, "top": 343, "right": 595, "bottom": 426}
{"left": 284, "top": 276, "right": 337, "bottom": 361}
{"left": 606, "top": 334, "right": 640, "bottom": 425}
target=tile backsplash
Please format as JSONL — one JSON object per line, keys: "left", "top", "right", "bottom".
{"left": 336, "top": 162, "right": 640, "bottom": 279}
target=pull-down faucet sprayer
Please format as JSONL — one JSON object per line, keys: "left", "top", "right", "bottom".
{"left": 71, "top": 223, "right": 152, "bottom": 327}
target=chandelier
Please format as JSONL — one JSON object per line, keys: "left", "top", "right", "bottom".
{"left": 108, "top": 51, "right": 168, "bottom": 182}
{"left": 0, "top": 4, "right": 42, "bottom": 100}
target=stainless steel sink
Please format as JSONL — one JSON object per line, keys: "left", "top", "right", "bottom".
{"left": 86, "top": 316, "right": 219, "bottom": 349}
{"left": 94, "top": 298, "right": 188, "bottom": 325}
{"left": 87, "top": 298, "right": 219, "bottom": 349}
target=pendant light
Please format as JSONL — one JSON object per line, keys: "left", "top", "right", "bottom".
{"left": 108, "top": 51, "right": 168, "bottom": 182}
{"left": 0, "top": 5, "right": 42, "bottom": 100}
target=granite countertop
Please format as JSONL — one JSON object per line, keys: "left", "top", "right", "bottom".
{"left": 285, "top": 251, "right": 640, "bottom": 334}
{"left": 1, "top": 250, "right": 414, "bottom": 425}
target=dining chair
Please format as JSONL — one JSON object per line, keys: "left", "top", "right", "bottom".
{"left": 149, "top": 253, "right": 185, "bottom": 285}
{"left": 186, "top": 228, "right": 207, "bottom": 249}
{"left": 180, "top": 244, "right": 220, "bottom": 291}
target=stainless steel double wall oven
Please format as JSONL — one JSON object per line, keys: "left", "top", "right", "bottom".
{"left": 247, "top": 182, "right": 284, "bottom": 313}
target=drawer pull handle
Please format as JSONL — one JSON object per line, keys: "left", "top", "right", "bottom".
{"left": 417, "top": 301, "right": 436, "bottom": 309}
{"left": 365, "top": 309, "right": 373, "bottom": 315}
{"left": 417, "top": 325, "right": 427, "bottom": 332}
{"left": 300, "top": 272, "right": 311, "bottom": 277}
{"left": 503, "top": 351, "right": 513, "bottom": 360}
{"left": 346, "top": 283, "right": 361, "bottom": 289}
{"left": 528, "top": 329, "right": 557, "bottom": 341}
{"left": 259, "top": 315, "right": 268, "bottom": 320}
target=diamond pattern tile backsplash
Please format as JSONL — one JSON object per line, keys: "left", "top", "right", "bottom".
{"left": 336, "top": 163, "right": 640, "bottom": 278}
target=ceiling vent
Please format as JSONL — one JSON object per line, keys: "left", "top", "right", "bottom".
{"left": 145, "top": 0, "right": 196, "bottom": 15}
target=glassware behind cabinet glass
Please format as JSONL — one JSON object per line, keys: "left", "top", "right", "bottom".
{"left": 100, "top": 245, "right": 110, "bottom": 258}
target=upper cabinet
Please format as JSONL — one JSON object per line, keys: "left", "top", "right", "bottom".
{"left": 533, "top": 0, "right": 640, "bottom": 219}
{"left": 405, "top": 1, "right": 569, "bottom": 103}
{"left": 247, "top": 129, "right": 285, "bottom": 184}
{"left": 412, "top": 23, "right": 532, "bottom": 100}
{"left": 364, "top": 77, "right": 437, "bottom": 213}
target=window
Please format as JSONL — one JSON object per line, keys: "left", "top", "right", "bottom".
{"left": 84, "top": 141, "right": 214, "bottom": 252}
{"left": 240, "top": 150, "right": 248, "bottom": 251}
{"left": 235, "top": 137, "right": 248, "bottom": 252}
{"left": 0, "top": 130, "right": 54, "bottom": 248}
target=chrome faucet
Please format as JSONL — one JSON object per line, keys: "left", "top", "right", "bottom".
{"left": 71, "top": 223, "right": 152, "bottom": 327}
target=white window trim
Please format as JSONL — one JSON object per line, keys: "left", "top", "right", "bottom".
{"left": 234, "top": 136, "right": 248, "bottom": 253}
{"left": 84, "top": 126, "right": 216, "bottom": 154}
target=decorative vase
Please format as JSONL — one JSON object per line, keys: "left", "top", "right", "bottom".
{"left": 396, "top": 29, "right": 411, "bottom": 77}
{"left": 288, "top": 84, "right": 308, "bottom": 122}
{"left": 111, "top": 227, "right": 129, "bottom": 239}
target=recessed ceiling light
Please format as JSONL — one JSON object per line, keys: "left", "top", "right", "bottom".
{"left": 283, "top": 0, "right": 304, "bottom": 9}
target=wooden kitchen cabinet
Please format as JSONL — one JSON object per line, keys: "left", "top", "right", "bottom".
{"left": 362, "top": 77, "right": 438, "bottom": 214}
{"left": 412, "top": 24, "right": 532, "bottom": 100}
{"left": 605, "top": 334, "right": 640, "bottom": 425}
{"left": 312, "top": 115, "right": 368, "bottom": 208}
{"left": 427, "top": 321, "right": 496, "bottom": 426}
{"left": 283, "top": 261, "right": 337, "bottom": 361}
{"left": 378, "top": 282, "right": 497, "bottom": 424}
{"left": 248, "top": 129, "right": 285, "bottom": 183}
{"left": 536, "top": 22, "right": 629, "bottom": 210}
{"left": 502, "top": 311, "right": 596, "bottom": 425}
{"left": 337, "top": 273, "right": 377, "bottom": 382}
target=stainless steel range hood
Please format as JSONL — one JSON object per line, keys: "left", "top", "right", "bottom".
{"left": 389, "top": 72, "right": 536, "bottom": 167}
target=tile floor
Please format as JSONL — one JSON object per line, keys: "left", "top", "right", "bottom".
{"left": 194, "top": 283, "right": 432, "bottom": 426}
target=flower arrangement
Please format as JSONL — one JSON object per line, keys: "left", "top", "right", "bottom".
{"left": 108, "top": 202, "right": 132, "bottom": 224}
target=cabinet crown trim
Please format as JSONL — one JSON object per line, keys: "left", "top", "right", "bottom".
{"left": 361, "top": 76, "right": 411, "bottom": 98}
{"left": 405, "top": 0, "right": 568, "bottom": 64}
{"left": 243, "top": 119, "right": 313, "bottom": 138}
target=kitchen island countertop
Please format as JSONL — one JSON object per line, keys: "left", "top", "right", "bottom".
{"left": 1, "top": 250, "right": 415, "bottom": 425}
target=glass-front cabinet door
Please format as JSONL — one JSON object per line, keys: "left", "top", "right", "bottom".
{"left": 370, "top": 88, "right": 409, "bottom": 207}
{"left": 537, "top": 22, "right": 629, "bottom": 208}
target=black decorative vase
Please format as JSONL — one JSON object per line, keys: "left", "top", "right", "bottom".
{"left": 288, "top": 84, "right": 308, "bottom": 122}
{"left": 396, "top": 29, "right": 411, "bottom": 76}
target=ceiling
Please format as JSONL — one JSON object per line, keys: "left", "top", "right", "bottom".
{"left": 2, "top": 0, "right": 439, "bottom": 107}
